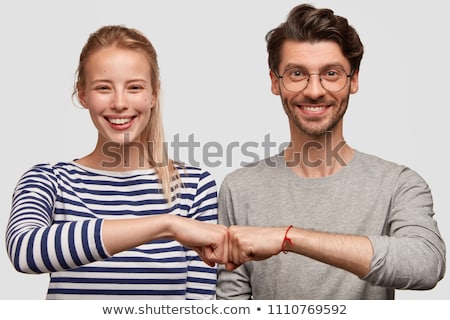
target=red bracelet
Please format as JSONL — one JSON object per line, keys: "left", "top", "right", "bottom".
{"left": 281, "top": 225, "right": 293, "bottom": 254}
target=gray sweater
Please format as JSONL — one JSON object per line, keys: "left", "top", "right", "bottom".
{"left": 216, "top": 151, "right": 446, "bottom": 299}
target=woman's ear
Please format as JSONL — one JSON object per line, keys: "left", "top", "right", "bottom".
{"left": 77, "top": 85, "right": 88, "bottom": 109}
{"left": 150, "top": 93, "right": 157, "bottom": 108}
{"left": 150, "top": 82, "right": 160, "bottom": 108}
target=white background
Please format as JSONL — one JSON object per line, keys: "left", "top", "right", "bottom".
{"left": 0, "top": 0, "right": 448, "bottom": 300}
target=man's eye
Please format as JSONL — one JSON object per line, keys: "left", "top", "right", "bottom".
{"left": 322, "top": 69, "right": 342, "bottom": 79}
{"left": 328, "top": 70, "right": 339, "bottom": 76}
{"left": 286, "top": 69, "right": 307, "bottom": 81}
{"left": 290, "top": 70, "right": 304, "bottom": 77}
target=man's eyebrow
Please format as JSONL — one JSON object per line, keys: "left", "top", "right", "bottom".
{"left": 282, "top": 63, "right": 346, "bottom": 72}
{"left": 282, "top": 63, "right": 306, "bottom": 71}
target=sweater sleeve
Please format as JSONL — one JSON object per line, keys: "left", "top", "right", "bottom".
{"left": 216, "top": 177, "right": 253, "bottom": 300}
{"left": 185, "top": 169, "right": 218, "bottom": 300}
{"left": 364, "top": 167, "right": 446, "bottom": 289}
{"left": 5, "top": 164, "right": 110, "bottom": 274}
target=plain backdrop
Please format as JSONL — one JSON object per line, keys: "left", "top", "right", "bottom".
{"left": 0, "top": 0, "right": 448, "bottom": 300}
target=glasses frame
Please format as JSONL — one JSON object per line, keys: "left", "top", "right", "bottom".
{"left": 275, "top": 67, "right": 355, "bottom": 93}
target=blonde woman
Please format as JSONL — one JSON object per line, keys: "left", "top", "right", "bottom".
{"left": 6, "top": 25, "right": 228, "bottom": 299}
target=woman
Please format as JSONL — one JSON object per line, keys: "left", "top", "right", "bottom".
{"left": 6, "top": 25, "right": 228, "bottom": 299}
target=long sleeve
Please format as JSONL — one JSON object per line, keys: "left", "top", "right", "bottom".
{"left": 185, "top": 169, "right": 218, "bottom": 299}
{"left": 6, "top": 165, "right": 109, "bottom": 274}
{"left": 364, "top": 167, "right": 446, "bottom": 289}
{"left": 216, "top": 178, "right": 253, "bottom": 300}
{"left": 215, "top": 153, "right": 446, "bottom": 299}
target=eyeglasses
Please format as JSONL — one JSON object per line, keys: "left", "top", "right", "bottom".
{"left": 275, "top": 66, "right": 354, "bottom": 93}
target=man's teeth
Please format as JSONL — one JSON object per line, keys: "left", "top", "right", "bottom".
{"left": 109, "top": 118, "right": 131, "bottom": 124}
{"left": 303, "top": 106, "right": 326, "bottom": 112}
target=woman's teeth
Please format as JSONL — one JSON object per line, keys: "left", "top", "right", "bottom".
{"left": 109, "top": 118, "right": 131, "bottom": 125}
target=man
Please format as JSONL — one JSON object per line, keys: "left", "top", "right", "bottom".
{"left": 216, "top": 4, "right": 446, "bottom": 299}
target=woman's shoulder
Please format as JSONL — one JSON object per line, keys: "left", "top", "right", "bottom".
{"left": 176, "top": 163, "right": 217, "bottom": 191}
{"left": 22, "top": 161, "right": 75, "bottom": 176}
{"left": 176, "top": 162, "right": 215, "bottom": 179}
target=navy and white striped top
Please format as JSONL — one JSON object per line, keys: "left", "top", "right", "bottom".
{"left": 6, "top": 162, "right": 218, "bottom": 300}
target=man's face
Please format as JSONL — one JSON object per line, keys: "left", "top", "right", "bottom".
{"left": 270, "top": 40, "right": 359, "bottom": 137}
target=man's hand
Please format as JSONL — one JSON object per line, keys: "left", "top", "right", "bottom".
{"left": 226, "top": 225, "right": 286, "bottom": 270}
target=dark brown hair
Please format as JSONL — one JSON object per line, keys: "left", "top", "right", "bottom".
{"left": 266, "top": 4, "right": 364, "bottom": 73}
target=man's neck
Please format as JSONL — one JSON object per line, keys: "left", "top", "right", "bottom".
{"left": 284, "top": 131, "right": 354, "bottom": 178}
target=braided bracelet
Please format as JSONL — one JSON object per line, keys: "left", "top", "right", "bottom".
{"left": 282, "top": 225, "right": 294, "bottom": 254}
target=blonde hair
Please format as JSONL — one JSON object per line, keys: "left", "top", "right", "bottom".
{"left": 73, "top": 25, "right": 181, "bottom": 203}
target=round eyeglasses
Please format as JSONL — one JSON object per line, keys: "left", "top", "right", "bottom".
{"left": 275, "top": 66, "right": 354, "bottom": 93}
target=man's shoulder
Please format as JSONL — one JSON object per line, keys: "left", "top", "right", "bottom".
{"left": 355, "top": 151, "right": 428, "bottom": 185}
{"left": 355, "top": 151, "right": 406, "bottom": 174}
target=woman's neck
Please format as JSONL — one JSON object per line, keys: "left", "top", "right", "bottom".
{"left": 76, "top": 139, "right": 152, "bottom": 171}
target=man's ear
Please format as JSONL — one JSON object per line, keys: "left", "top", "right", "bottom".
{"left": 270, "top": 70, "right": 281, "bottom": 96}
{"left": 350, "top": 70, "right": 359, "bottom": 95}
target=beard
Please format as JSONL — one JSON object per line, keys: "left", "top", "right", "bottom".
{"left": 281, "top": 94, "right": 350, "bottom": 137}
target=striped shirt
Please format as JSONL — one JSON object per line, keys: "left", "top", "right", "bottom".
{"left": 6, "top": 162, "right": 218, "bottom": 300}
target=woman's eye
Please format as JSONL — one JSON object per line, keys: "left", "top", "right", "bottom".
{"left": 95, "top": 86, "right": 110, "bottom": 91}
{"left": 128, "top": 84, "right": 145, "bottom": 92}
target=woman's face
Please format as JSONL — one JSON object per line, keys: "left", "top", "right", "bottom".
{"left": 78, "top": 46, "right": 156, "bottom": 146}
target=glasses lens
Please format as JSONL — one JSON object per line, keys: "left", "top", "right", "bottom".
{"left": 281, "top": 68, "right": 308, "bottom": 92}
{"left": 281, "top": 67, "right": 350, "bottom": 92}
{"left": 320, "top": 68, "right": 349, "bottom": 92}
